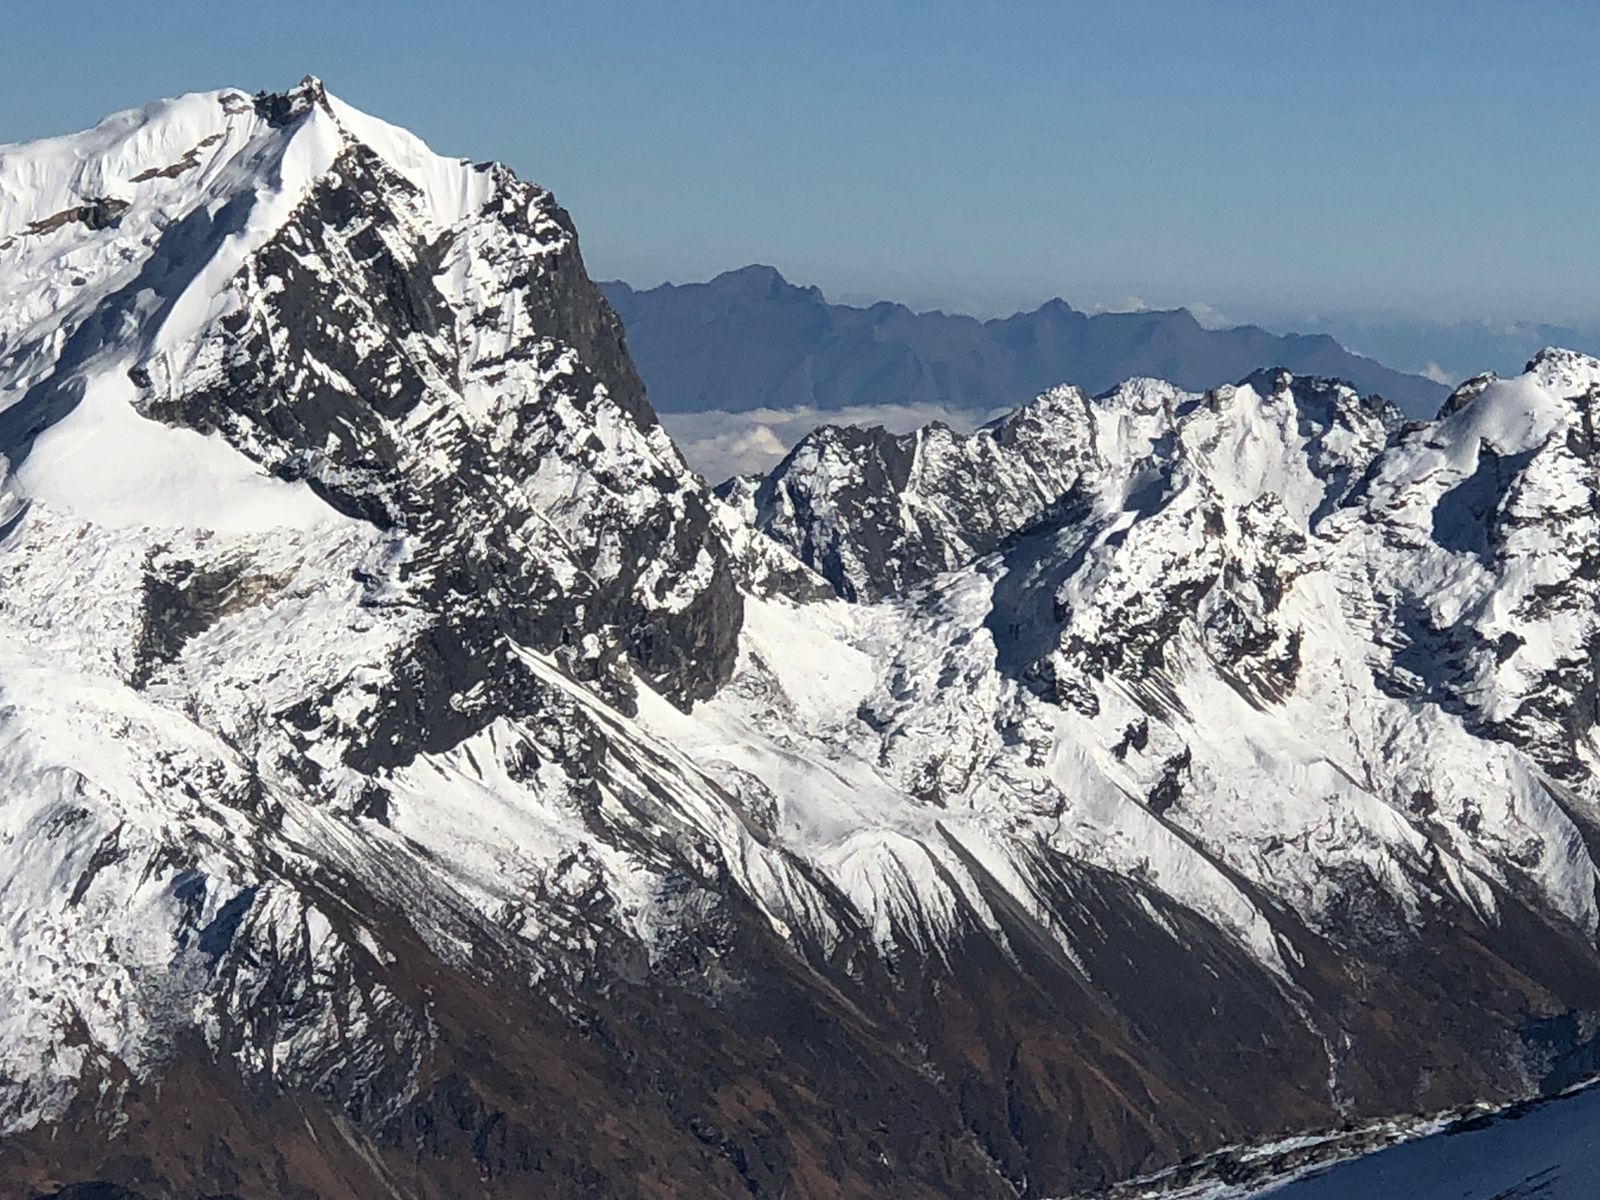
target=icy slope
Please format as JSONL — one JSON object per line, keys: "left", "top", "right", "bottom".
{"left": 6, "top": 80, "right": 1600, "bottom": 1200}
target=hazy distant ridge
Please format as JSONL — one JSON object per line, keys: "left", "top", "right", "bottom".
{"left": 603, "top": 264, "right": 1449, "bottom": 419}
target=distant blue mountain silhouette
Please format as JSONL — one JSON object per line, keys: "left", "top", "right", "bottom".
{"left": 603, "top": 265, "right": 1447, "bottom": 418}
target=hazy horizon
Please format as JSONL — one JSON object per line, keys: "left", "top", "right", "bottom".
{"left": 606, "top": 261, "right": 1600, "bottom": 387}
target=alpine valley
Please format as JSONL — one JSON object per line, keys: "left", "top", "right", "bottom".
{"left": 4, "top": 79, "right": 1600, "bottom": 1200}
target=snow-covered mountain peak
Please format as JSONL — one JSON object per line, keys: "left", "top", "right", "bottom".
{"left": 269, "top": 73, "right": 328, "bottom": 113}
{"left": 0, "top": 77, "right": 742, "bottom": 722}
{"left": 10, "top": 87, "right": 1600, "bottom": 1200}
{"left": 750, "top": 368, "right": 1411, "bottom": 601}
{"left": 750, "top": 383, "right": 1101, "bottom": 600}
{"left": 1003, "top": 379, "right": 1090, "bottom": 422}
{"left": 1422, "top": 347, "right": 1600, "bottom": 465}
{"left": 0, "top": 98, "right": 761, "bottom": 1170}
{"left": 0, "top": 76, "right": 503, "bottom": 342}
{"left": 1525, "top": 344, "right": 1600, "bottom": 393}
{"left": 0, "top": 78, "right": 381, "bottom": 244}
{"left": 0, "top": 82, "right": 350, "bottom": 529}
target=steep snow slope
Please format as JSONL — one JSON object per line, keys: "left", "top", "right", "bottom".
{"left": 740, "top": 356, "right": 1600, "bottom": 1185}
{"left": 5, "top": 81, "right": 1600, "bottom": 1200}
{"left": 755, "top": 360, "right": 1600, "bottom": 950}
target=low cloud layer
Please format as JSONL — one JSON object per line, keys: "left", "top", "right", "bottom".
{"left": 661, "top": 402, "right": 1006, "bottom": 484}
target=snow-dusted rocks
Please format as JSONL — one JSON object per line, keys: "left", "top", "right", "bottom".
{"left": 740, "top": 357, "right": 1600, "bottom": 1186}
{"left": 749, "top": 382, "right": 1104, "bottom": 600}
{"left": 757, "top": 362, "right": 1600, "bottom": 947}
{"left": 6, "top": 80, "right": 1600, "bottom": 1200}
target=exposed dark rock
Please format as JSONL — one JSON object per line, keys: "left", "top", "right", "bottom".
{"left": 129, "top": 134, "right": 742, "bottom": 760}
{"left": 24, "top": 198, "right": 130, "bottom": 236}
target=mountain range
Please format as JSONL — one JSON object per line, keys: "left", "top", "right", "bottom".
{"left": 601, "top": 265, "right": 1450, "bottom": 425}
{"left": 4, "top": 79, "right": 1600, "bottom": 1200}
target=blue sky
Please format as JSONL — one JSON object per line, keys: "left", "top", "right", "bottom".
{"left": 5, "top": 1, "right": 1597, "bottom": 329}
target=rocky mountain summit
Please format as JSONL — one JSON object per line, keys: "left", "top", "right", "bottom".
{"left": 4, "top": 81, "right": 1600, "bottom": 1200}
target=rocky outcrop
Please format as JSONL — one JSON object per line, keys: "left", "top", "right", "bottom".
{"left": 750, "top": 382, "right": 1104, "bottom": 600}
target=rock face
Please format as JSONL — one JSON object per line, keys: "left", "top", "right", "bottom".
{"left": 602, "top": 264, "right": 1449, "bottom": 420}
{"left": 5, "top": 80, "right": 1600, "bottom": 1200}
{"left": 741, "top": 383, "right": 1102, "bottom": 601}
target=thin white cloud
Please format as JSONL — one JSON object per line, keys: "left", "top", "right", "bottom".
{"left": 1185, "top": 301, "right": 1233, "bottom": 330}
{"left": 1421, "top": 361, "right": 1456, "bottom": 385}
{"left": 1086, "top": 295, "right": 1235, "bottom": 329}
{"left": 1087, "top": 295, "right": 1149, "bottom": 314}
{"left": 661, "top": 403, "right": 1002, "bottom": 484}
